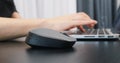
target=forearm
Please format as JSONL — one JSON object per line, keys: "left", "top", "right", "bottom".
{"left": 0, "top": 12, "right": 97, "bottom": 41}
{"left": 0, "top": 18, "right": 44, "bottom": 41}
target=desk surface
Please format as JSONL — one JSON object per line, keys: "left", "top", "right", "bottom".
{"left": 0, "top": 40, "right": 120, "bottom": 63}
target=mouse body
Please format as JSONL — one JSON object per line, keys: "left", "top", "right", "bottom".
{"left": 26, "top": 28, "right": 76, "bottom": 48}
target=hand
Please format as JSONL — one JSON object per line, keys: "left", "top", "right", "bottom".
{"left": 41, "top": 12, "right": 97, "bottom": 32}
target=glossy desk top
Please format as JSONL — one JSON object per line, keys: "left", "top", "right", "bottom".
{"left": 0, "top": 40, "right": 120, "bottom": 63}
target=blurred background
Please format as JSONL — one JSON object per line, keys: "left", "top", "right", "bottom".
{"left": 14, "top": 0, "right": 76, "bottom": 18}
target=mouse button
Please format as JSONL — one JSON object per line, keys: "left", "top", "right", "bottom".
{"left": 30, "top": 28, "right": 76, "bottom": 42}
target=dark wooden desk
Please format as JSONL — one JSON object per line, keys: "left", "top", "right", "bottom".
{"left": 0, "top": 40, "right": 120, "bottom": 63}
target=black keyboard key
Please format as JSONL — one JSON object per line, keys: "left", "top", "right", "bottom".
{"left": 92, "top": 29, "right": 98, "bottom": 35}
{"left": 99, "top": 29, "right": 104, "bottom": 34}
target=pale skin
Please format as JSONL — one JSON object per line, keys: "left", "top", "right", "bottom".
{"left": 0, "top": 12, "right": 97, "bottom": 41}
{"left": 11, "top": 12, "right": 21, "bottom": 18}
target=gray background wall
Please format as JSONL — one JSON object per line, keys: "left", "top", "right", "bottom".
{"left": 77, "top": 0, "right": 118, "bottom": 28}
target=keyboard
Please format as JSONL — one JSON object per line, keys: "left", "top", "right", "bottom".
{"left": 74, "top": 29, "right": 113, "bottom": 35}
{"left": 65, "top": 29, "right": 120, "bottom": 40}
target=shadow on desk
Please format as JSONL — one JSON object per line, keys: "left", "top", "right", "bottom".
{"left": 26, "top": 47, "right": 76, "bottom": 63}
{"left": 27, "top": 47, "right": 75, "bottom": 54}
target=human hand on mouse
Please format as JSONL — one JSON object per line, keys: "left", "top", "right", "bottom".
{"left": 40, "top": 12, "right": 97, "bottom": 32}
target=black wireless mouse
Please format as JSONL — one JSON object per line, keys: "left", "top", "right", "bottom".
{"left": 26, "top": 28, "right": 76, "bottom": 48}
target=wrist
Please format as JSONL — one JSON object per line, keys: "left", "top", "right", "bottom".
{"left": 27, "top": 19, "right": 46, "bottom": 31}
